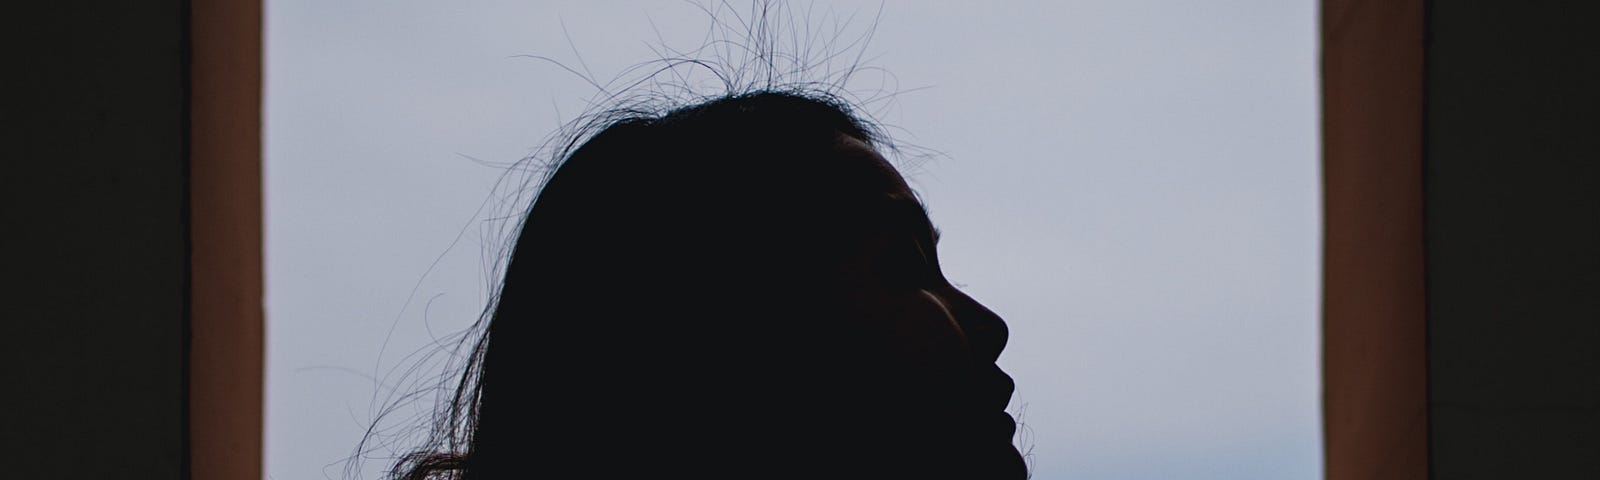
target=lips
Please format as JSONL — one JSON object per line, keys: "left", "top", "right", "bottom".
{"left": 982, "top": 365, "right": 1016, "bottom": 410}
{"left": 993, "top": 411, "right": 1019, "bottom": 439}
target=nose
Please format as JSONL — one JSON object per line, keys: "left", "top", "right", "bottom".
{"left": 948, "top": 290, "right": 1018, "bottom": 414}
{"left": 940, "top": 286, "right": 1010, "bottom": 364}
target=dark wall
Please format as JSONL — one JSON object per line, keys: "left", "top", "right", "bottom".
{"left": 1425, "top": 1, "right": 1600, "bottom": 478}
{"left": 1, "top": 2, "right": 189, "bottom": 478}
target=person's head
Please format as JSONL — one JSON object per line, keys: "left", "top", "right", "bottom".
{"left": 397, "top": 91, "right": 1023, "bottom": 479}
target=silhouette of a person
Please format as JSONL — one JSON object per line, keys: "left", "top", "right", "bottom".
{"left": 392, "top": 92, "right": 1025, "bottom": 479}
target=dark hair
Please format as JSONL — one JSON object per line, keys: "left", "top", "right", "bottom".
{"left": 382, "top": 90, "right": 987, "bottom": 479}
{"left": 363, "top": 4, "right": 1027, "bottom": 478}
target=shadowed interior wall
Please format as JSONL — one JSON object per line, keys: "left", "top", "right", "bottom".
{"left": 1424, "top": 2, "right": 1599, "bottom": 477}
{"left": 2, "top": 1, "right": 263, "bottom": 478}
{"left": 1321, "top": 0, "right": 1429, "bottom": 478}
{"left": 2, "top": 2, "right": 189, "bottom": 478}
{"left": 1325, "top": 1, "right": 1599, "bottom": 478}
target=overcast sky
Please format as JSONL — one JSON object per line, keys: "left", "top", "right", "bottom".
{"left": 266, "top": 1, "right": 1320, "bottom": 479}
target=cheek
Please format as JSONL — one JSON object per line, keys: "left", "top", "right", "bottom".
{"left": 868, "top": 289, "right": 974, "bottom": 381}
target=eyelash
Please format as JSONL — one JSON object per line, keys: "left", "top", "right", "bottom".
{"left": 892, "top": 240, "right": 940, "bottom": 287}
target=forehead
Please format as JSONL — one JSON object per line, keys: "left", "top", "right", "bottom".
{"left": 831, "top": 133, "right": 917, "bottom": 201}
{"left": 827, "top": 133, "right": 937, "bottom": 240}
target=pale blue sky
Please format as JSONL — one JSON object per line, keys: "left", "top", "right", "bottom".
{"left": 266, "top": 1, "right": 1321, "bottom": 479}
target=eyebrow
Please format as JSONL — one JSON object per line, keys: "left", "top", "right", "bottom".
{"left": 887, "top": 196, "right": 941, "bottom": 247}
